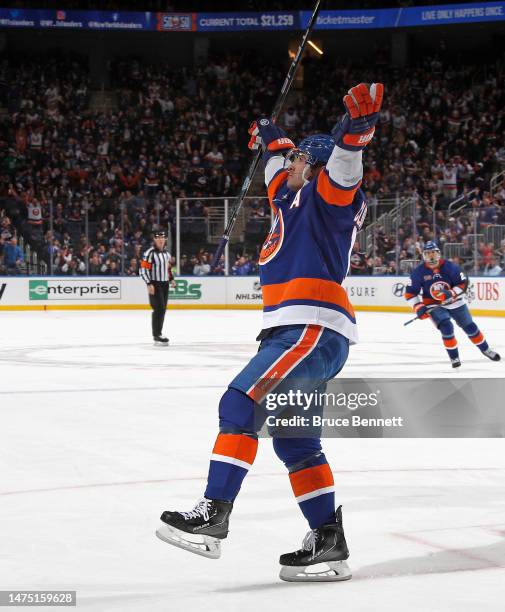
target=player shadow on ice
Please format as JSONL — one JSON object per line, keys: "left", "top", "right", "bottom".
{"left": 354, "top": 533, "right": 505, "bottom": 580}
{"left": 212, "top": 534, "right": 505, "bottom": 592}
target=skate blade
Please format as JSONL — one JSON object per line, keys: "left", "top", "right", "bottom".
{"left": 156, "top": 523, "right": 221, "bottom": 559}
{"left": 153, "top": 342, "right": 169, "bottom": 347}
{"left": 279, "top": 560, "right": 352, "bottom": 583}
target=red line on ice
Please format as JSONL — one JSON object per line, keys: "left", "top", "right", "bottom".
{"left": 0, "top": 467, "right": 502, "bottom": 497}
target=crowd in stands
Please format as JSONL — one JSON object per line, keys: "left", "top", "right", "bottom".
{"left": 347, "top": 176, "right": 505, "bottom": 276}
{"left": 0, "top": 52, "right": 282, "bottom": 275}
{"left": 1, "top": 49, "right": 504, "bottom": 276}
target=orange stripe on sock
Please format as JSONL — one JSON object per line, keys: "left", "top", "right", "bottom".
{"left": 212, "top": 433, "right": 258, "bottom": 465}
{"left": 289, "top": 463, "right": 334, "bottom": 498}
{"left": 443, "top": 337, "right": 458, "bottom": 349}
{"left": 470, "top": 331, "right": 484, "bottom": 345}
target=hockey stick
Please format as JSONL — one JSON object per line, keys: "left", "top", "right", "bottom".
{"left": 403, "top": 279, "right": 469, "bottom": 326}
{"left": 211, "top": 0, "right": 322, "bottom": 268}
{"left": 403, "top": 299, "right": 456, "bottom": 327}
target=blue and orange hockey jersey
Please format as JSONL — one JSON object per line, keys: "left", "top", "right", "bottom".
{"left": 405, "top": 259, "right": 467, "bottom": 310}
{"left": 259, "top": 146, "right": 367, "bottom": 344}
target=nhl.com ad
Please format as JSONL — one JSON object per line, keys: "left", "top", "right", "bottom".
{"left": 1, "top": 2, "right": 505, "bottom": 612}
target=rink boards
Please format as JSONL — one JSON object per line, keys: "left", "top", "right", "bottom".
{"left": 0, "top": 275, "right": 504, "bottom": 316}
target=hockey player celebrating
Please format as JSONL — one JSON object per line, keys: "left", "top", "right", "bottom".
{"left": 156, "top": 83, "right": 384, "bottom": 582}
{"left": 405, "top": 241, "right": 501, "bottom": 368}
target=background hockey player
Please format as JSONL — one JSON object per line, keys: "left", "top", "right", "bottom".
{"left": 156, "top": 83, "right": 384, "bottom": 582}
{"left": 405, "top": 241, "right": 501, "bottom": 368}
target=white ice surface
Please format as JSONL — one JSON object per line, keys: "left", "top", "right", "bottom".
{"left": 0, "top": 310, "right": 504, "bottom": 611}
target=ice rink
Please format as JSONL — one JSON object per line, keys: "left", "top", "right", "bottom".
{"left": 1, "top": 309, "right": 504, "bottom": 611}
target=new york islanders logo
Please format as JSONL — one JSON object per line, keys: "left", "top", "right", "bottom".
{"left": 259, "top": 209, "right": 284, "bottom": 265}
{"left": 430, "top": 280, "right": 451, "bottom": 301}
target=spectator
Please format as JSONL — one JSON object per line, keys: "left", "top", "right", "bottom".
{"left": 283, "top": 107, "right": 299, "bottom": 130}
{"left": 442, "top": 161, "right": 458, "bottom": 200}
{"left": 88, "top": 251, "right": 104, "bottom": 275}
{"left": 3, "top": 236, "right": 24, "bottom": 275}
{"left": 232, "top": 255, "right": 253, "bottom": 276}
{"left": 193, "top": 254, "right": 211, "bottom": 276}
{"left": 349, "top": 243, "right": 368, "bottom": 275}
{"left": 483, "top": 257, "right": 503, "bottom": 277}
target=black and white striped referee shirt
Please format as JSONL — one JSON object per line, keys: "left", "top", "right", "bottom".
{"left": 140, "top": 247, "right": 173, "bottom": 283}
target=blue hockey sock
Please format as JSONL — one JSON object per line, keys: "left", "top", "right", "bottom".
{"left": 464, "top": 323, "right": 489, "bottom": 352}
{"left": 204, "top": 388, "right": 258, "bottom": 501}
{"left": 440, "top": 320, "right": 459, "bottom": 360}
{"left": 447, "top": 347, "right": 459, "bottom": 359}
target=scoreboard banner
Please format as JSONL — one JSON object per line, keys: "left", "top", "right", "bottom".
{"left": 0, "top": 8, "right": 152, "bottom": 30}
{"left": 0, "top": 3, "right": 504, "bottom": 32}
{"left": 0, "top": 276, "right": 503, "bottom": 314}
{"left": 300, "top": 2, "right": 505, "bottom": 29}
{"left": 196, "top": 12, "right": 298, "bottom": 31}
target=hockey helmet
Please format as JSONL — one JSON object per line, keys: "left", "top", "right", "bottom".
{"left": 423, "top": 240, "right": 441, "bottom": 265}
{"left": 288, "top": 134, "right": 335, "bottom": 167}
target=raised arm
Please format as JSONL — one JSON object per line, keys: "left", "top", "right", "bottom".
{"left": 248, "top": 119, "right": 294, "bottom": 207}
{"left": 318, "top": 83, "right": 384, "bottom": 206}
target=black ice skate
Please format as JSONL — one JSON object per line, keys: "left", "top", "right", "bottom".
{"left": 156, "top": 498, "right": 233, "bottom": 559}
{"left": 483, "top": 348, "right": 501, "bottom": 362}
{"left": 451, "top": 357, "right": 462, "bottom": 368}
{"left": 279, "top": 506, "right": 352, "bottom": 582}
{"left": 153, "top": 335, "right": 169, "bottom": 346}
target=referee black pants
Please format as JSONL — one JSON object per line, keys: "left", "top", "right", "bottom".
{"left": 149, "top": 281, "right": 169, "bottom": 337}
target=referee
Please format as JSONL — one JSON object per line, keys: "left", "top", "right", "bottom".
{"left": 140, "top": 229, "right": 174, "bottom": 345}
